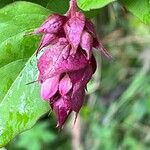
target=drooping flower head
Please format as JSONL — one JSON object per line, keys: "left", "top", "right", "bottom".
{"left": 33, "top": 0, "right": 111, "bottom": 128}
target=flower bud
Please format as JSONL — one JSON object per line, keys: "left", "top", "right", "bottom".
{"left": 34, "top": 0, "right": 111, "bottom": 128}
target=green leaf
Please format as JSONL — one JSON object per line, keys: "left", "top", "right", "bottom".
{"left": 122, "top": 0, "right": 150, "bottom": 24}
{"left": 77, "top": 0, "right": 115, "bottom": 11}
{"left": 0, "top": 55, "right": 49, "bottom": 147}
{"left": 46, "top": 0, "right": 70, "bottom": 14}
{"left": 0, "top": 2, "right": 50, "bottom": 147}
{"left": 0, "top": 1, "right": 50, "bottom": 67}
{"left": 0, "top": 59, "right": 27, "bottom": 103}
{"left": 0, "top": 0, "right": 50, "bottom": 8}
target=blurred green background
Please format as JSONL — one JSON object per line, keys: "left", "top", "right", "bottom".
{"left": 1, "top": 1, "right": 150, "bottom": 150}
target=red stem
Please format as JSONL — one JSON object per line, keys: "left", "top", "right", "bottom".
{"left": 69, "top": 0, "right": 78, "bottom": 16}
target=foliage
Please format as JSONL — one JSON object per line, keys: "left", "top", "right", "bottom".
{"left": 78, "top": 0, "right": 116, "bottom": 11}
{"left": 121, "top": 0, "right": 150, "bottom": 24}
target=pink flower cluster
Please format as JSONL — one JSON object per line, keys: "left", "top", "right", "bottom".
{"left": 33, "top": 0, "right": 111, "bottom": 128}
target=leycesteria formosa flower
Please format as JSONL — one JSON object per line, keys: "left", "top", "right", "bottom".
{"left": 32, "top": 0, "right": 111, "bottom": 128}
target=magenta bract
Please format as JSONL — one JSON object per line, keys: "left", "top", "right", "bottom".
{"left": 64, "top": 12, "right": 85, "bottom": 54}
{"left": 33, "top": 14, "right": 66, "bottom": 34}
{"left": 59, "top": 74, "right": 72, "bottom": 97}
{"left": 33, "top": 0, "right": 111, "bottom": 128}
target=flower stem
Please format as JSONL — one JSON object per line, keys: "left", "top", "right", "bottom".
{"left": 69, "top": 0, "right": 77, "bottom": 16}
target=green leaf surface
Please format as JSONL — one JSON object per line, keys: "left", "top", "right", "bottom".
{"left": 0, "top": 2, "right": 50, "bottom": 147}
{"left": 0, "top": 55, "right": 49, "bottom": 147}
{"left": 46, "top": 0, "right": 70, "bottom": 14}
{"left": 0, "top": 1, "right": 50, "bottom": 67}
{"left": 0, "top": 59, "right": 27, "bottom": 103}
{"left": 0, "top": 0, "right": 50, "bottom": 8}
{"left": 77, "top": 0, "right": 115, "bottom": 11}
{"left": 122, "top": 0, "right": 150, "bottom": 24}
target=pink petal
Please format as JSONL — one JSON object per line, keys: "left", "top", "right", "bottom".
{"left": 38, "top": 38, "right": 88, "bottom": 81}
{"left": 93, "top": 39, "right": 112, "bottom": 59}
{"left": 40, "top": 75, "right": 59, "bottom": 100}
{"left": 80, "top": 31, "right": 93, "bottom": 59}
{"left": 71, "top": 88, "right": 85, "bottom": 113}
{"left": 36, "top": 33, "right": 58, "bottom": 55}
{"left": 69, "top": 63, "right": 95, "bottom": 113}
{"left": 69, "top": 63, "right": 94, "bottom": 90}
{"left": 33, "top": 14, "right": 66, "bottom": 34}
{"left": 64, "top": 12, "right": 85, "bottom": 54}
{"left": 85, "top": 20, "right": 112, "bottom": 59}
{"left": 85, "top": 20, "right": 97, "bottom": 38}
{"left": 59, "top": 74, "right": 72, "bottom": 96}
{"left": 53, "top": 98, "right": 71, "bottom": 128}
